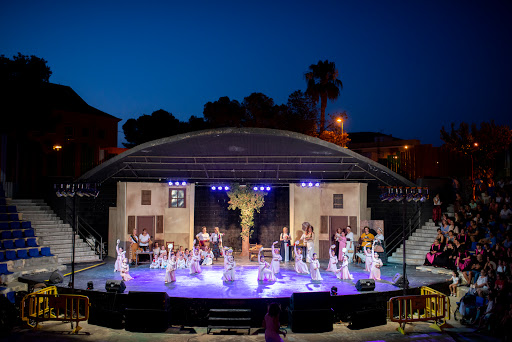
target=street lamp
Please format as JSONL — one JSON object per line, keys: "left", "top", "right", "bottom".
{"left": 471, "top": 142, "right": 479, "bottom": 199}
{"left": 336, "top": 117, "right": 345, "bottom": 147}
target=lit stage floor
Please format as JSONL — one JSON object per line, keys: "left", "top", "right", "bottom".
{"left": 24, "top": 257, "right": 448, "bottom": 298}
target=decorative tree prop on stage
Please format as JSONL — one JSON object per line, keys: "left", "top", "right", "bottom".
{"left": 227, "top": 184, "right": 267, "bottom": 257}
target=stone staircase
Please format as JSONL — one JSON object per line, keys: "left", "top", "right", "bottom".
{"left": 388, "top": 219, "right": 438, "bottom": 265}
{"left": 9, "top": 199, "right": 101, "bottom": 264}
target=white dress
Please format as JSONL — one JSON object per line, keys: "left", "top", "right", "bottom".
{"left": 326, "top": 254, "right": 338, "bottom": 272}
{"left": 337, "top": 257, "right": 354, "bottom": 280}
{"left": 202, "top": 251, "right": 214, "bottom": 265}
{"left": 271, "top": 245, "right": 282, "bottom": 274}
{"left": 177, "top": 257, "right": 186, "bottom": 269}
{"left": 114, "top": 246, "right": 125, "bottom": 272}
{"left": 189, "top": 253, "right": 202, "bottom": 274}
{"left": 294, "top": 245, "right": 309, "bottom": 274}
{"left": 222, "top": 255, "right": 236, "bottom": 281}
{"left": 345, "top": 232, "right": 354, "bottom": 263}
{"left": 310, "top": 259, "right": 322, "bottom": 281}
{"left": 258, "top": 260, "right": 276, "bottom": 281}
{"left": 165, "top": 258, "right": 176, "bottom": 283}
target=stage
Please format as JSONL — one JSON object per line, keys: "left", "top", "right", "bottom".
{"left": 19, "top": 257, "right": 450, "bottom": 328}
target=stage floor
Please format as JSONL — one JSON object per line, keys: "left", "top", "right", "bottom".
{"left": 22, "top": 257, "right": 448, "bottom": 299}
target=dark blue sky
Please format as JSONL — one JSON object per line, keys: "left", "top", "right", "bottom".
{"left": 1, "top": 0, "right": 511, "bottom": 147}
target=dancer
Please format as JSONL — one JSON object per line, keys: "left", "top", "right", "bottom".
{"left": 303, "top": 224, "right": 315, "bottom": 263}
{"left": 176, "top": 252, "right": 186, "bottom": 269}
{"left": 369, "top": 241, "right": 383, "bottom": 281}
{"left": 120, "top": 258, "right": 133, "bottom": 281}
{"left": 310, "top": 253, "right": 322, "bottom": 281}
{"left": 326, "top": 245, "right": 338, "bottom": 272}
{"left": 294, "top": 241, "right": 309, "bottom": 274}
{"left": 337, "top": 230, "right": 347, "bottom": 261}
{"left": 202, "top": 246, "right": 214, "bottom": 266}
{"left": 222, "top": 247, "right": 236, "bottom": 282}
{"left": 363, "top": 246, "right": 373, "bottom": 272}
{"left": 114, "top": 239, "right": 125, "bottom": 272}
{"left": 258, "top": 247, "right": 276, "bottom": 281}
{"left": 345, "top": 226, "right": 354, "bottom": 263}
{"left": 149, "top": 255, "right": 160, "bottom": 269}
{"left": 189, "top": 248, "right": 202, "bottom": 275}
{"left": 128, "top": 228, "right": 138, "bottom": 265}
{"left": 165, "top": 244, "right": 176, "bottom": 283}
{"left": 271, "top": 241, "right": 282, "bottom": 274}
{"left": 279, "top": 227, "right": 290, "bottom": 262}
{"left": 337, "top": 254, "right": 354, "bottom": 280}
{"left": 160, "top": 254, "right": 168, "bottom": 269}
{"left": 211, "top": 227, "right": 222, "bottom": 261}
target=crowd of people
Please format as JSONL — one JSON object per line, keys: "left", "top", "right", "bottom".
{"left": 424, "top": 178, "right": 512, "bottom": 334}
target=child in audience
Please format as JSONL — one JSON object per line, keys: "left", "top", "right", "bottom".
{"left": 447, "top": 270, "right": 459, "bottom": 296}
{"left": 271, "top": 241, "right": 282, "bottom": 274}
{"left": 176, "top": 252, "right": 186, "bottom": 269}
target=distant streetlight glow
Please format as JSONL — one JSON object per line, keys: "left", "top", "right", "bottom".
{"left": 53, "top": 145, "right": 62, "bottom": 151}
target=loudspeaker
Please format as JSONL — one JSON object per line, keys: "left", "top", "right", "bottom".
{"left": 127, "top": 291, "right": 170, "bottom": 311}
{"left": 290, "top": 291, "right": 331, "bottom": 310}
{"left": 48, "top": 270, "right": 63, "bottom": 284}
{"left": 355, "top": 279, "right": 375, "bottom": 291}
{"left": 125, "top": 309, "right": 169, "bottom": 332}
{"left": 289, "top": 309, "right": 333, "bottom": 333}
{"left": 349, "top": 308, "right": 387, "bottom": 329}
{"left": 105, "top": 279, "right": 126, "bottom": 293}
{"left": 392, "top": 273, "right": 409, "bottom": 288}
{"left": 88, "top": 306, "right": 124, "bottom": 329}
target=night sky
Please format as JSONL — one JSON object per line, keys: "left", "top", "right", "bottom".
{"left": 1, "top": 0, "right": 511, "bottom": 147}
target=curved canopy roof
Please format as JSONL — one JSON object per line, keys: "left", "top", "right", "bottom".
{"left": 80, "top": 128, "right": 415, "bottom": 186}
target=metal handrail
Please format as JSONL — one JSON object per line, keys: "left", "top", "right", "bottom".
{"left": 385, "top": 207, "right": 422, "bottom": 256}
{"left": 77, "top": 216, "right": 106, "bottom": 260}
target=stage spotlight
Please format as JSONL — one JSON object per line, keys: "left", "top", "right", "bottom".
{"left": 301, "top": 182, "right": 306, "bottom": 187}
{"left": 308, "top": 182, "right": 313, "bottom": 187}
{"left": 87, "top": 281, "right": 94, "bottom": 290}
{"left": 253, "top": 186, "right": 258, "bottom": 191}
{"left": 168, "top": 181, "right": 173, "bottom": 186}
{"left": 181, "top": 181, "right": 187, "bottom": 186}
{"left": 266, "top": 186, "right": 271, "bottom": 191}
{"left": 259, "top": 186, "right": 264, "bottom": 191}
{"left": 174, "top": 181, "right": 180, "bottom": 186}
{"left": 315, "top": 182, "right": 320, "bottom": 187}
{"left": 211, "top": 186, "right": 216, "bottom": 190}
{"left": 224, "top": 186, "right": 229, "bottom": 191}
{"left": 330, "top": 286, "right": 337, "bottom": 296}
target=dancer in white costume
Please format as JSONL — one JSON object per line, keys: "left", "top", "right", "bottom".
{"left": 165, "top": 244, "right": 176, "bottom": 283}
{"left": 364, "top": 246, "right": 373, "bottom": 272}
{"left": 189, "top": 248, "right": 202, "bottom": 275}
{"left": 337, "top": 254, "right": 354, "bottom": 280}
{"left": 222, "top": 247, "right": 236, "bottom": 282}
{"left": 257, "top": 247, "right": 276, "bottom": 281}
{"left": 369, "top": 240, "right": 383, "bottom": 280}
{"left": 271, "top": 241, "right": 282, "bottom": 274}
{"left": 294, "top": 241, "right": 309, "bottom": 274}
{"left": 345, "top": 226, "right": 354, "bottom": 263}
{"left": 326, "top": 245, "right": 338, "bottom": 272}
{"left": 301, "top": 223, "right": 315, "bottom": 263}
{"left": 114, "top": 239, "right": 125, "bottom": 272}
{"left": 202, "top": 247, "right": 214, "bottom": 266}
{"left": 309, "top": 253, "right": 323, "bottom": 281}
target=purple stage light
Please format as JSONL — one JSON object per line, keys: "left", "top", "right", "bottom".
{"left": 259, "top": 186, "right": 264, "bottom": 191}
{"left": 253, "top": 186, "right": 258, "bottom": 191}
{"left": 266, "top": 186, "right": 271, "bottom": 191}
{"left": 211, "top": 186, "right": 216, "bottom": 190}
{"left": 224, "top": 186, "right": 229, "bottom": 191}
{"left": 308, "top": 182, "right": 313, "bottom": 187}
{"left": 181, "top": 181, "right": 187, "bottom": 186}
{"left": 315, "top": 182, "right": 320, "bottom": 187}
{"left": 301, "top": 182, "right": 306, "bottom": 187}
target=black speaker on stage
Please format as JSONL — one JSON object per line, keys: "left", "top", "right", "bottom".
{"left": 124, "top": 292, "right": 171, "bottom": 332}
{"left": 290, "top": 291, "right": 331, "bottom": 310}
{"left": 105, "top": 279, "right": 126, "bottom": 293}
{"left": 355, "top": 279, "right": 375, "bottom": 291}
{"left": 289, "top": 309, "right": 333, "bottom": 333}
{"left": 48, "top": 270, "right": 63, "bottom": 284}
{"left": 349, "top": 308, "right": 387, "bottom": 329}
{"left": 392, "top": 273, "right": 409, "bottom": 288}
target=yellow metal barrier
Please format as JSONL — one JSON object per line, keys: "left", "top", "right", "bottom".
{"left": 388, "top": 294, "right": 447, "bottom": 335}
{"left": 421, "top": 286, "right": 450, "bottom": 321}
{"left": 20, "top": 286, "right": 90, "bottom": 333}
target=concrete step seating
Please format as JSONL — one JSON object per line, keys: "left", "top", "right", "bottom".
{"left": 388, "top": 219, "right": 439, "bottom": 265}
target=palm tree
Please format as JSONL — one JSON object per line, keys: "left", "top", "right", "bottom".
{"left": 305, "top": 60, "right": 343, "bottom": 134}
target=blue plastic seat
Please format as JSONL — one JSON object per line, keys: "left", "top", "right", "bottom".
{"left": 0, "top": 263, "right": 12, "bottom": 275}
{"left": 2, "top": 240, "right": 14, "bottom": 249}
{"left": 21, "top": 221, "right": 31, "bottom": 228}
{"left": 0, "top": 251, "right": 4, "bottom": 261}
{"left": 24, "top": 229, "right": 35, "bottom": 237}
{"left": 41, "top": 247, "right": 53, "bottom": 256}
{"left": 5, "top": 250, "right": 17, "bottom": 260}
{"left": 0, "top": 206, "right": 6, "bottom": 213}
{"left": 17, "top": 249, "right": 29, "bottom": 259}
{"left": 8, "top": 215, "right": 19, "bottom": 222}
{"left": 0, "top": 198, "right": 6, "bottom": 205}
{"left": 12, "top": 230, "right": 23, "bottom": 239}
{"left": 14, "top": 239, "right": 25, "bottom": 248}
{"left": 7, "top": 206, "right": 16, "bottom": 213}
{"left": 10, "top": 222, "right": 21, "bottom": 229}
{"left": 0, "top": 222, "right": 8, "bottom": 230}
{"left": 1, "top": 231, "right": 12, "bottom": 239}
{"left": 28, "top": 248, "right": 41, "bottom": 258}
{"left": 27, "top": 238, "right": 38, "bottom": 247}
{"left": 0, "top": 214, "right": 8, "bottom": 221}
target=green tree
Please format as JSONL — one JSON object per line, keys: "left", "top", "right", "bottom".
{"left": 284, "top": 90, "right": 318, "bottom": 135}
{"left": 203, "top": 96, "right": 246, "bottom": 128}
{"left": 305, "top": 60, "right": 343, "bottom": 134}
{"left": 122, "top": 109, "right": 182, "bottom": 147}
{"left": 227, "top": 184, "right": 266, "bottom": 257}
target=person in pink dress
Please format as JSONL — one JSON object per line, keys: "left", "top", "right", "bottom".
{"left": 258, "top": 247, "right": 276, "bottom": 281}
{"left": 309, "top": 253, "right": 323, "bottom": 281}
{"left": 189, "top": 248, "right": 202, "bottom": 275}
{"left": 294, "top": 241, "right": 309, "bottom": 274}
{"left": 369, "top": 241, "right": 383, "bottom": 281}
{"left": 338, "top": 231, "right": 347, "bottom": 262}
{"left": 271, "top": 241, "right": 282, "bottom": 274}
{"left": 326, "top": 245, "right": 338, "bottom": 272}
{"left": 363, "top": 246, "right": 373, "bottom": 272}
{"left": 337, "top": 254, "right": 354, "bottom": 280}
{"left": 263, "top": 303, "right": 285, "bottom": 342}
{"left": 114, "top": 239, "right": 125, "bottom": 272}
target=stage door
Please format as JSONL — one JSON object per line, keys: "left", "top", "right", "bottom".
{"left": 319, "top": 215, "right": 357, "bottom": 259}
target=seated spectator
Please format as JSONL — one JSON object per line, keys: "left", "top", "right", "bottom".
{"left": 474, "top": 269, "right": 489, "bottom": 297}
{"left": 440, "top": 218, "right": 450, "bottom": 236}
{"left": 433, "top": 241, "right": 457, "bottom": 269}
{"left": 489, "top": 199, "right": 499, "bottom": 214}
{"left": 470, "top": 254, "right": 485, "bottom": 284}
{"left": 457, "top": 227, "right": 470, "bottom": 250}
{"left": 447, "top": 230, "right": 456, "bottom": 244}
{"left": 469, "top": 199, "right": 477, "bottom": 210}
{"left": 435, "top": 228, "right": 446, "bottom": 246}
{"left": 500, "top": 204, "right": 512, "bottom": 222}
{"left": 424, "top": 239, "right": 443, "bottom": 266}
{"left": 503, "top": 235, "right": 512, "bottom": 249}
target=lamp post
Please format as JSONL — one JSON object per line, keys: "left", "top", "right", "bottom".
{"left": 471, "top": 142, "right": 478, "bottom": 200}
{"left": 336, "top": 117, "right": 344, "bottom": 147}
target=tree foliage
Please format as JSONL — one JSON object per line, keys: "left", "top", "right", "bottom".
{"left": 305, "top": 60, "right": 343, "bottom": 134}
{"left": 440, "top": 121, "right": 512, "bottom": 179}
{"left": 227, "top": 184, "right": 266, "bottom": 256}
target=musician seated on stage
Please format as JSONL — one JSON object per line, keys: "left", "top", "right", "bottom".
{"left": 196, "top": 226, "right": 210, "bottom": 250}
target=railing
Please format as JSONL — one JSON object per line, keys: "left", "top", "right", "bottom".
{"left": 421, "top": 286, "right": 450, "bottom": 321}
{"left": 77, "top": 216, "right": 106, "bottom": 260}
{"left": 385, "top": 206, "right": 422, "bottom": 256}
{"left": 20, "top": 286, "right": 90, "bottom": 333}
{"left": 388, "top": 293, "right": 448, "bottom": 335}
